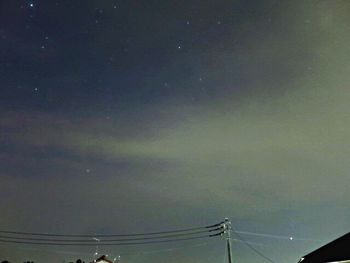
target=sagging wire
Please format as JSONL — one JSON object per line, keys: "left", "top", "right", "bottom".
{"left": 232, "top": 228, "right": 277, "bottom": 263}
{"left": 235, "top": 230, "right": 321, "bottom": 242}
{"left": 0, "top": 232, "right": 223, "bottom": 246}
{"left": 0, "top": 222, "right": 223, "bottom": 238}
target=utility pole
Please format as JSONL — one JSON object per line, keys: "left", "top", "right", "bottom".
{"left": 222, "top": 218, "right": 233, "bottom": 263}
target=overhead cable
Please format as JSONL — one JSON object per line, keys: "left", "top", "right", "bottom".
{"left": 235, "top": 230, "right": 319, "bottom": 241}
{"left": 232, "top": 229, "right": 276, "bottom": 263}
{"left": 0, "top": 221, "right": 223, "bottom": 238}
{"left": 0, "top": 227, "right": 222, "bottom": 243}
{"left": 0, "top": 232, "right": 223, "bottom": 246}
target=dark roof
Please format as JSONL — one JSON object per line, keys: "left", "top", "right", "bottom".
{"left": 93, "top": 255, "right": 113, "bottom": 263}
{"left": 298, "top": 233, "right": 350, "bottom": 263}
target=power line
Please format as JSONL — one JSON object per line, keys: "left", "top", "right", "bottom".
{"left": 235, "top": 230, "right": 320, "bottom": 242}
{"left": 232, "top": 229, "right": 277, "bottom": 263}
{"left": 0, "top": 232, "right": 222, "bottom": 246}
{"left": 0, "top": 222, "right": 223, "bottom": 238}
{"left": 0, "top": 227, "right": 223, "bottom": 243}
{"left": 231, "top": 238, "right": 265, "bottom": 247}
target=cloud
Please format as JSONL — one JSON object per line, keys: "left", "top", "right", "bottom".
{"left": 2, "top": 1, "right": 350, "bottom": 215}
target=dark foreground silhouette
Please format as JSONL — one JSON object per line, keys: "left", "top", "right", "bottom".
{"left": 297, "top": 232, "right": 350, "bottom": 263}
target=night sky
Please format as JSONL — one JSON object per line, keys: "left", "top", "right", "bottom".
{"left": 1, "top": 0, "right": 350, "bottom": 262}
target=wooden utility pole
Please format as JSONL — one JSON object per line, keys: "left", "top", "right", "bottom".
{"left": 223, "top": 218, "right": 233, "bottom": 263}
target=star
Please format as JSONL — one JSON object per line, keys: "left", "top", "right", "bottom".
{"left": 29, "top": 3, "right": 34, "bottom": 8}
